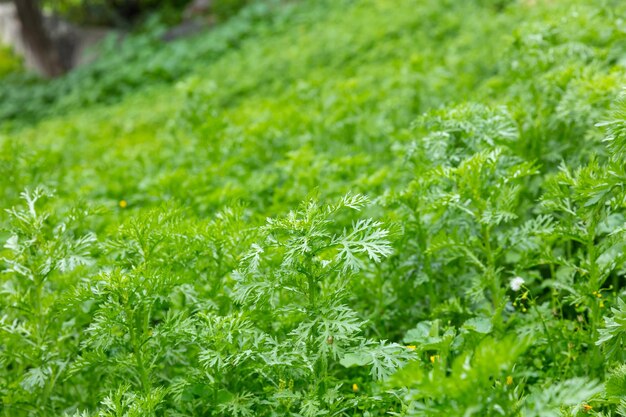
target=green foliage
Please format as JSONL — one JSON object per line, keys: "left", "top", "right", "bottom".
{"left": 44, "top": 0, "right": 246, "bottom": 26}
{"left": 391, "top": 335, "right": 530, "bottom": 416}
{"left": 0, "top": 0, "right": 285, "bottom": 126}
{"left": 2, "top": 0, "right": 626, "bottom": 415}
{"left": 212, "top": 0, "right": 251, "bottom": 21}
{"left": 0, "top": 45, "right": 22, "bottom": 78}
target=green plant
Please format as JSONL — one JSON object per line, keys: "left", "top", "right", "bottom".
{"left": 0, "top": 45, "right": 22, "bottom": 78}
{"left": 2, "top": 0, "right": 626, "bottom": 415}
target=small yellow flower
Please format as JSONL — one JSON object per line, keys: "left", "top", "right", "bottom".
{"left": 352, "top": 383, "right": 359, "bottom": 393}
{"left": 429, "top": 355, "right": 439, "bottom": 363}
{"left": 119, "top": 200, "right": 128, "bottom": 208}
{"left": 406, "top": 345, "right": 417, "bottom": 351}
{"left": 506, "top": 376, "right": 513, "bottom": 385}
{"left": 582, "top": 404, "right": 592, "bottom": 413}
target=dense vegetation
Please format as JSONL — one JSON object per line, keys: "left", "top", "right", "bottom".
{"left": 0, "top": 0, "right": 278, "bottom": 125}
{"left": 0, "top": 45, "right": 22, "bottom": 78}
{"left": 2, "top": 0, "right": 626, "bottom": 415}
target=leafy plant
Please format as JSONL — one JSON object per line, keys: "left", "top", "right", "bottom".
{"left": 2, "top": 0, "right": 626, "bottom": 415}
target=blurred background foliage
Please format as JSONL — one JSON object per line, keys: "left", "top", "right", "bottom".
{"left": 0, "top": 0, "right": 279, "bottom": 125}
{"left": 42, "top": 0, "right": 249, "bottom": 26}
{"left": 0, "top": 44, "right": 23, "bottom": 77}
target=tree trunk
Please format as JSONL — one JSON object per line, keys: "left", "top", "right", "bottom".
{"left": 13, "top": 0, "right": 65, "bottom": 78}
